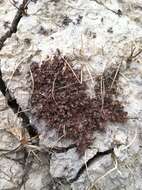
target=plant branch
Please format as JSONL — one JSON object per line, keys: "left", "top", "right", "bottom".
{"left": 0, "top": 0, "right": 30, "bottom": 50}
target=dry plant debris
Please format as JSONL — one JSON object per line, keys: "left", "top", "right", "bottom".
{"left": 30, "top": 55, "right": 127, "bottom": 155}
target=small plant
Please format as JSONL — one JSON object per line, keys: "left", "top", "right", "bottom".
{"left": 30, "top": 55, "right": 127, "bottom": 155}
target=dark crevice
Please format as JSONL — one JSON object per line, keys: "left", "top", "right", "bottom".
{"left": 0, "top": 0, "right": 30, "bottom": 50}
{"left": 19, "top": 150, "right": 34, "bottom": 189}
{"left": 68, "top": 148, "right": 114, "bottom": 183}
{"left": 0, "top": 1, "right": 39, "bottom": 188}
{"left": 0, "top": 69, "right": 38, "bottom": 139}
{"left": 0, "top": 0, "right": 38, "bottom": 139}
{"left": 48, "top": 144, "right": 76, "bottom": 154}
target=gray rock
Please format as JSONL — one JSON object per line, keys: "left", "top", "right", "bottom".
{"left": 0, "top": 157, "right": 24, "bottom": 190}
{"left": 50, "top": 148, "right": 98, "bottom": 180}
{"left": 20, "top": 152, "right": 52, "bottom": 190}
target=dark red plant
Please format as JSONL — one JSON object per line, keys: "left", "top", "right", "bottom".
{"left": 30, "top": 55, "right": 127, "bottom": 155}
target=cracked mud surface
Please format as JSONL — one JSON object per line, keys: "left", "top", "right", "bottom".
{"left": 0, "top": 0, "right": 142, "bottom": 190}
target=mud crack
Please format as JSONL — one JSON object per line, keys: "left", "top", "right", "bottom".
{"left": 0, "top": 0, "right": 38, "bottom": 140}
{"left": 47, "top": 144, "right": 76, "bottom": 154}
{"left": 69, "top": 148, "right": 114, "bottom": 183}
{"left": 0, "top": 68, "right": 38, "bottom": 139}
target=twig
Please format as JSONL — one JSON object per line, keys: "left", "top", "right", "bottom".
{"left": 9, "top": 0, "right": 19, "bottom": 10}
{"left": 132, "top": 49, "right": 142, "bottom": 59}
{"left": 121, "top": 128, "right": 137, "bottom": 151}
{"left": 0, "top": 0, "right": 30, "bottom": 50}
{"left": 126, "top": 45, "right": 142, "bottom": 68}
{"left": 100, "top": 75, "right": 105, "bottom": 112}
{"left": 80, "top": 68, "right": 83, "bottom": 84}
{"left": 84, "top": 151, "right": 93, "bottom": 185}
{"left": 110, "top": 61, "right": 122, "bottom": 89}
{"left": 6, "top": 61, "right": 23, "bottom": 91}
{"left": 0, "top": 144, "right": 22, "bottom": 157}
{"left": 94, "top": 0, "right": 122, "bottom": 16}
{"left": 51, "top": 72, "right": 59, "bottom": 105}
{"left": 57, "top": 76, "right": 96, "bottom": 91}
{"left": 61, "top": 57, "right": 81, "bottom": 84}
{"left": 89, "top": 154, "right": 118, "bottom": 190}
{"left": 30, "top": 66, "right": 35, "bottom": 97}
{"left": 85, "top": 65, "right": 94, "bottom": 84}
